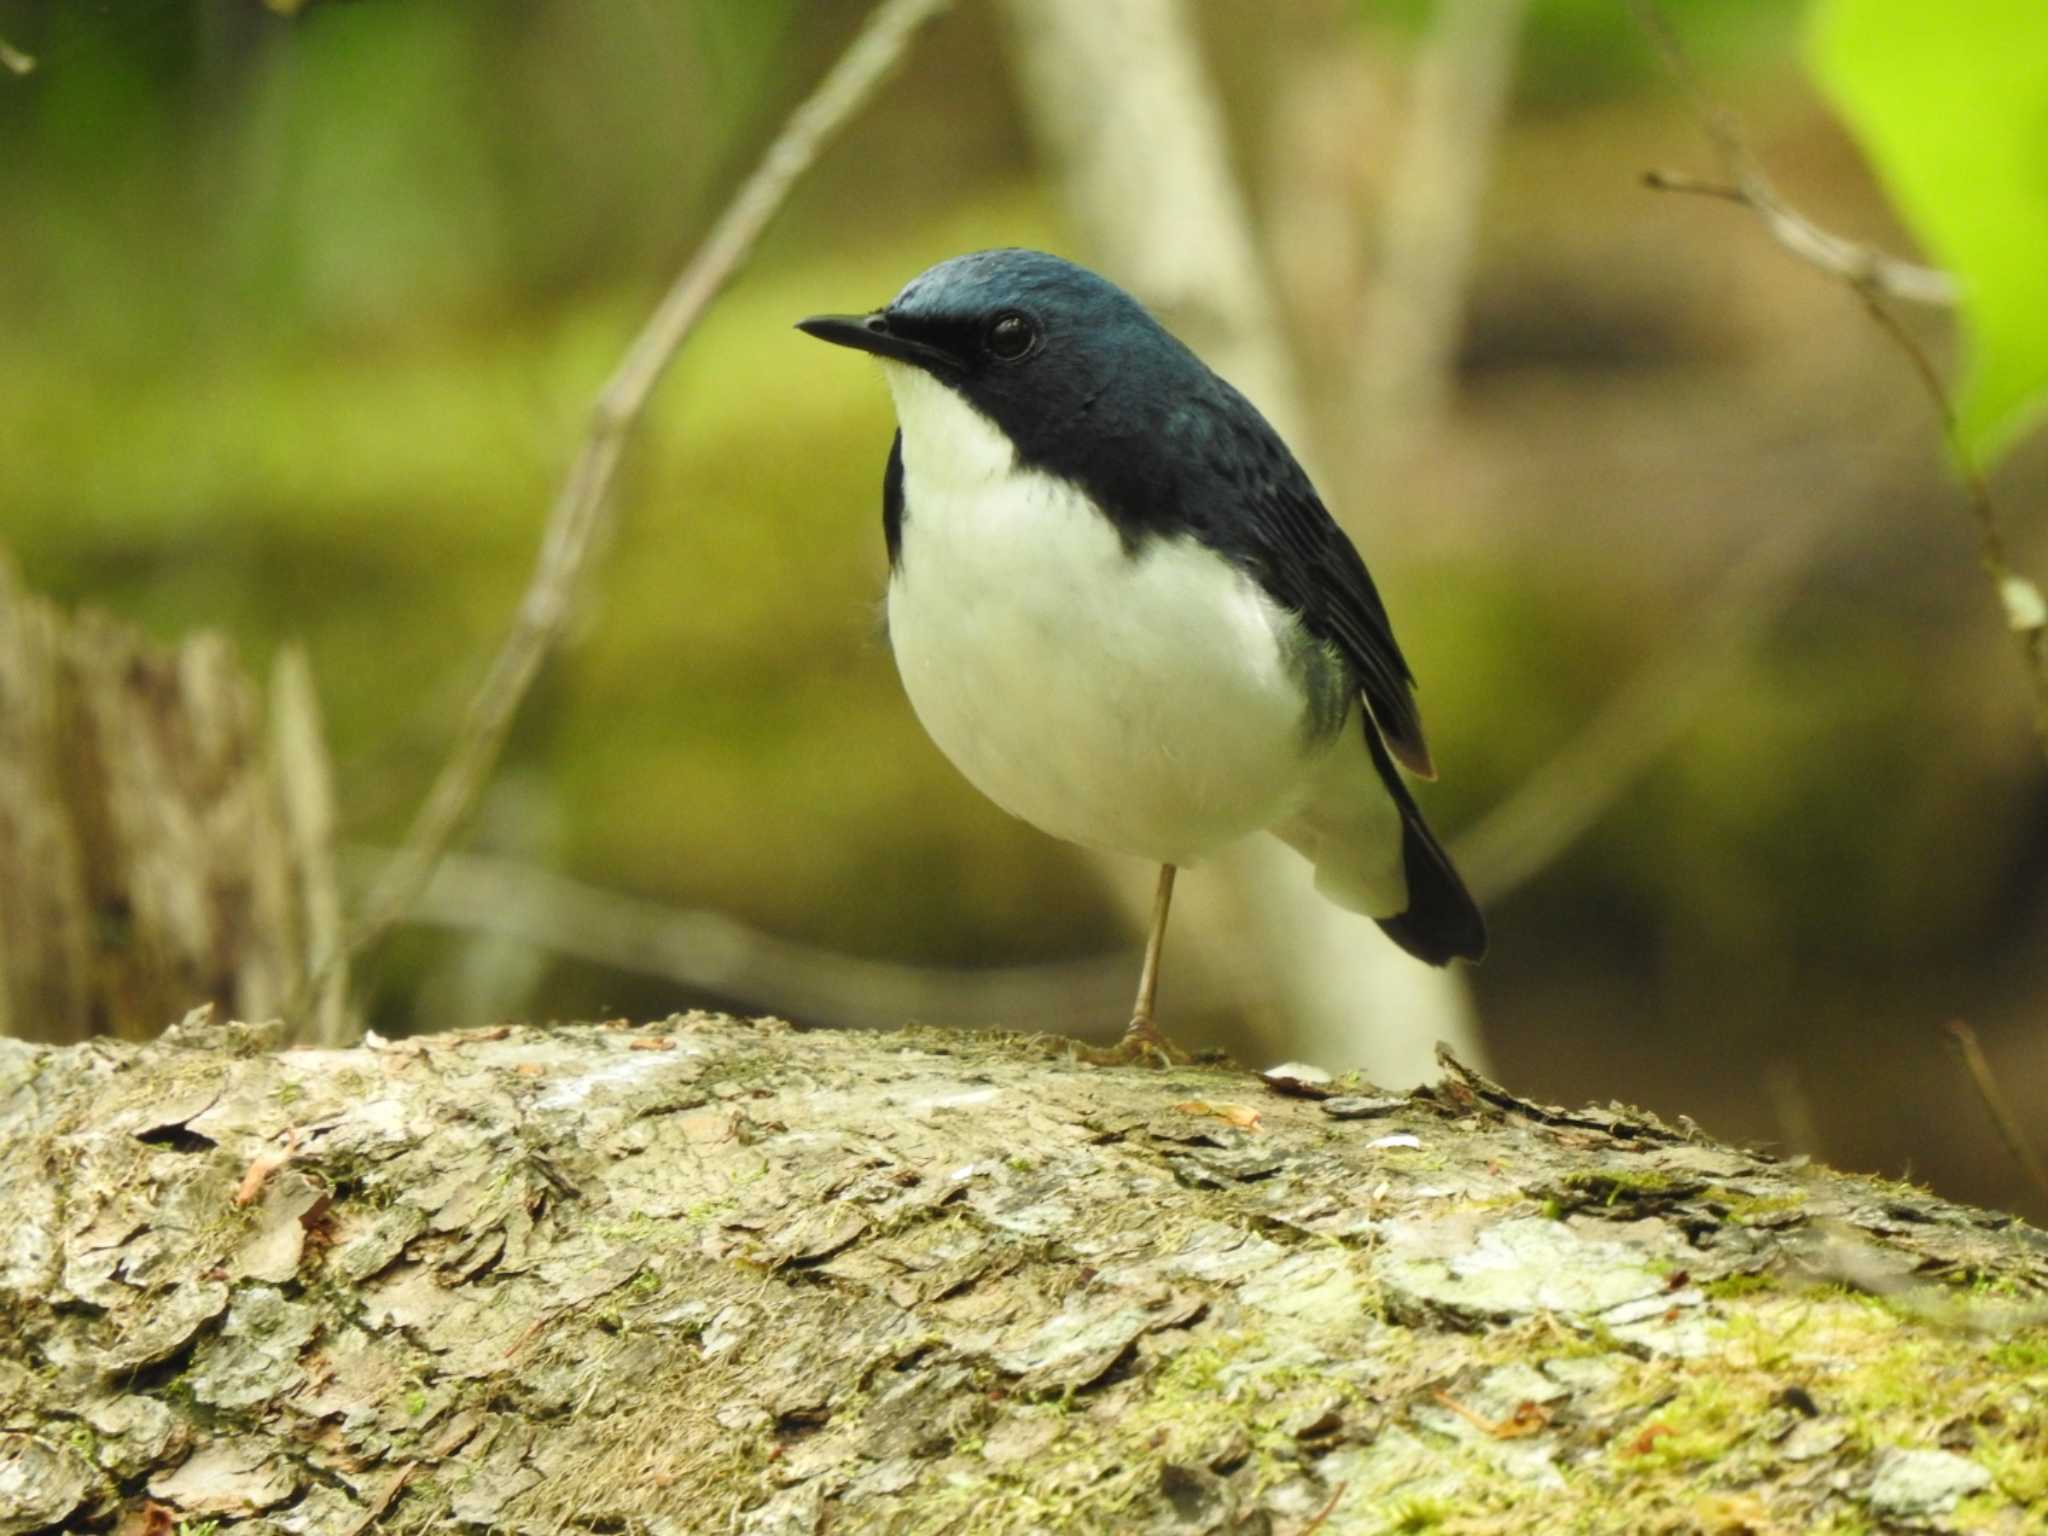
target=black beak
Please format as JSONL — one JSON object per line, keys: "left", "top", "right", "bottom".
{"left": 796, "top": 311, "right": 956, "bottom": 372}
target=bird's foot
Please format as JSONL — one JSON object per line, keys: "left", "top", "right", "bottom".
{"left": 1113, "top": 1013, "right": 1192, "bottom": 1068}
{"left": 1036, "top": 1017, "right": 1192, "bottom": 1068}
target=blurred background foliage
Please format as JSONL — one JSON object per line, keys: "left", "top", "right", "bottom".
{"left": 1, "top": 0, "right": 2044, "bottom": 1219}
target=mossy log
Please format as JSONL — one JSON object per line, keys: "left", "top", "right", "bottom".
{"left": 1, "top": 1011, "right": 2044, "bottom": 1535}
{"left": 0, "top": 556, "right": 347, "bottom": 1045}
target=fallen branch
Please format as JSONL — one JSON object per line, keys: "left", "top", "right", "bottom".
{"left": 5, "top": 1015, "right": 2043, "bottom": 1532}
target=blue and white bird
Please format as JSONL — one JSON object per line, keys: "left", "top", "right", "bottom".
{"left": 799, "top": 249, "right": 1483, "bottom": 1056}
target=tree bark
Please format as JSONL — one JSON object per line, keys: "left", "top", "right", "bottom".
{"left": 0, "top": 556, "right": 348, "bottom": 1046}
{"left": 2, "top": 1012, "right": 2041, "bottom": 1534}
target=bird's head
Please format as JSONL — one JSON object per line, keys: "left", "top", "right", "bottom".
{"left": 799, "top": 249, "right": 1187, "bottom": 457}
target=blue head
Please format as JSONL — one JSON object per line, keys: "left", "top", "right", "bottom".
{"left": 798, "top": 249, "right": 1203, "bottom": 458}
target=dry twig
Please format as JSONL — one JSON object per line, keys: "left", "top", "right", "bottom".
{"left": 1637, "top": 165, "right": 1953, "bottom": 308}
{"left": 1631, "top": 1, "right": 1952, "bottom": 307}
{"left": 1299, "top": 1481, "right": 1348, "bottom": 1536}
{"left": 1634, "top": 0, "right": 2048, "bottom": 761}
{"left": 343, "top": 0, "right": 951, "bottom": 979}
{"left": 345, "top": 845, "right": 1155, "bottom": 1034}
{"left": 1853, "top": 293, "right": 2048, "bottom": 756}
{"left": 1941, "top": 1019, "right": 2048, "bottom": 1209}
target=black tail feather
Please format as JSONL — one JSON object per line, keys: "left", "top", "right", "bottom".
{"left": 1363, "top": 723, "right": 1487, "bottom": 966}
{"left": 1375, "top": 809, "right": 1487, "bottom": 964}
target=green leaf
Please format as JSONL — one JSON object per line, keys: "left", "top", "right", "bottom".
{"left": 1809, "top": 0, "right": 2048, "bottom": 465}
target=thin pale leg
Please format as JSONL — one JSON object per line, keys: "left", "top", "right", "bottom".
{"left": 1122, "top": 864, "right": 1187, "bottom": 1062}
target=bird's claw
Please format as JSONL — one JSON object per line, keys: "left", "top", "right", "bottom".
{"left": 1116, "top": 1014, "right": 1192, "bottom": 1067}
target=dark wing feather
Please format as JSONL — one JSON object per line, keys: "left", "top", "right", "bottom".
{"left": 882, "top": 429, "right": 906, "bottom": 568}
{"left": 1175, "top": 387, "right": 1435, "bottom": 778}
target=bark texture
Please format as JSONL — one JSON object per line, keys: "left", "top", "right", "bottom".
{"left": 0, "top": 557, "right": 347, "bottom": 1045}
{"left": 1, "top": 1012, "right": 2044, "bottom": 1535}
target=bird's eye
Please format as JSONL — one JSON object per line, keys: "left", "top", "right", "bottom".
{"left": 985, "top": 313, "right": 1038, "bottom": 361}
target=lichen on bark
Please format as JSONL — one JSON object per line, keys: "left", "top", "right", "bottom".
{"left": 1, "top": 1011, "right": 2043, "bottom": 1534}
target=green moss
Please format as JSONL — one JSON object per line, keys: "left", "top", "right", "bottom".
{"left": 1566, "top": 1168, "right": 1685, "bottom": 1194}
{"left": 1707, "top": 1188, "right": 1808, "bottom": 1225}
{"left": 1986, "top": 1330, "right": 2048, "bottom": 1375}
{"left": 1962, "top": 1269, "right": 2032, "bottom": 1300}
{"left": 1973, "top": 1437, "right": 2048, "bottom": 1508}
{"left": 1388, "top": 1496, "right": 1453, "bottom": 1531}
{"left": 1557, "top": 1169, "right": 1700, "bottom": 1212}
{"left": 1617, "top": 1376, "right": 1745, "bottom": 1469}
{"left": 1860, "top": 1173, "right": 1939, "bottom": 1203}
{"left": 1702, "top": 1270, "right": 1779, "bottom": 1300}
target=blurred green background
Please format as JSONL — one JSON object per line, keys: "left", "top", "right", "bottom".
{"left": 2, "top": 0, "right": 2044, "bottom": 1219}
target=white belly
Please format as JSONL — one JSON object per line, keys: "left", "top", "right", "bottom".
{"left": 881, "top": 369, "right": 1332, "bottom": 865}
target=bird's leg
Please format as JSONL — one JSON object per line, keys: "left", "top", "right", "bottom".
{"left": 1129, "top": 862, "right": 1176, "bottom": 1031}
{"left": 1120, "top": 864, "right": 1188, "bottom": 1064}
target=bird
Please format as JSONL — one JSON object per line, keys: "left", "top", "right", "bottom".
{"left": 798, "top": 248, "right": 1483, "bottom": 1058}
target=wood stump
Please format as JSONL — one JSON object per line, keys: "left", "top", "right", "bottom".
{"left": 0, "top": 553, "right": 347, "bottom": 1043}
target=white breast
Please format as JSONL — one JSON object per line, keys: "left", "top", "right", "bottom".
{"left": 880, "top": 364, "right": 1337, "bottom": 866}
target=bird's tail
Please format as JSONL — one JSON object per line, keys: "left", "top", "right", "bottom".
{"left": 1275, "top": 718, "right": 1486, "bottom": 966}
{"left": 1371, "top": 807, "right": 1487, "bottom": 966}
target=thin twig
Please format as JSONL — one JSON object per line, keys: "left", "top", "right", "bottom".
{"left": 1941, "top": 1019, "right": 2048, "bottom": 1209}
{"left": 343, "top": 845, "right": 1156, "bottom": 1034}
{"left": 1632, "top": 0, "right": 1953, "bottom": 307}
{"left": 1639, "top": 168, "right": 1954, "bottom": 308}
{"left": 1635, "top": 0, "right": 2048, "bottom": 763}
{"left": 342, "top": 0, "right": 950, "bottom": 979}
{"left": 1299, "top": 1481, "right": 1347, "bottom": 1536}
{"left": 1854, "top": 292, "right": 2048, "bottom": 756}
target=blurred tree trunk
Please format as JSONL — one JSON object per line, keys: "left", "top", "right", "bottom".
{"left": 1347, "top": 0, "right": 1530, "bottom": 484}
{"left": 0, "top": 555, "right": 347, "bottom": 1045}
{"left": 998, "top": 0, "right": 1486, "bottom": 1084}
{"left": 0, "top": 1013, "right": 2038, "bottom": 1534}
